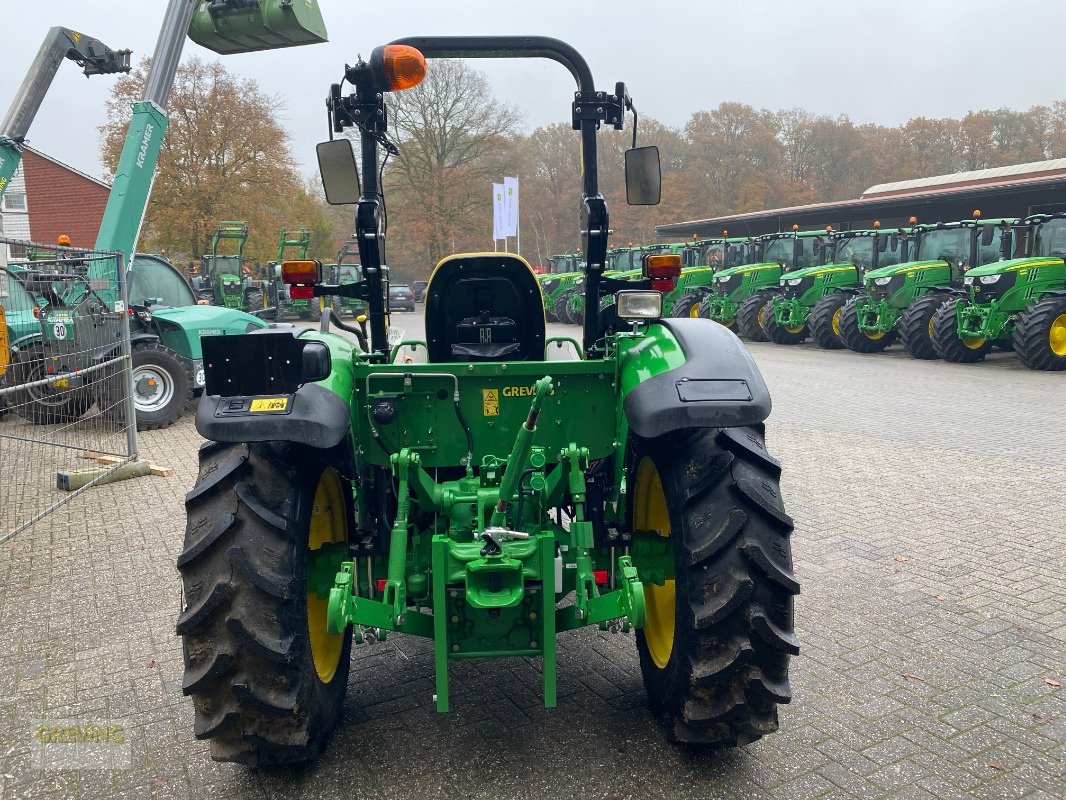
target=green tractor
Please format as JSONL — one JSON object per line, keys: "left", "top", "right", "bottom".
{"left": 558, "top": 246, "right": 644, "bottom": 323}
{"left": 638, "top": 242, "right": 713, "bottom": 317}
{"left": 539, "top": 252, "right": 584, "bottom": 322}
{"left": 763, "top": 224, "right": 909, "bottom": 347}
{"left": 838, "top": 213, "right": 1013, "bottom": 358}
{"left": 193, "top": 221, "right": 264, "bottom": 312}
{"left": 323, "top": 236, "right": 369, "bottom": 319}
{"left": 932, "top": 213, "right": 1066, "bottom": 369}
{"left": 702, "top": 228, "right": 825, "bottom": 340}
{"left": 668, "top": 235, "right": 750, "bottom": 318}
{"left": 179, "top": 37, "right": 797, "bottom": 765}
{"left": 266, "top": 226, "right": 322, "bottom": 320}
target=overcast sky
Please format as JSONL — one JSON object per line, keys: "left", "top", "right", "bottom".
{"left": 6, "top": 0, "right": 1066, "bottom": 182}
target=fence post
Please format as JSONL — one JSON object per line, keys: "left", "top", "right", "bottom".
{"left": 115, "top": 250, "right": 139, "bottom": 462}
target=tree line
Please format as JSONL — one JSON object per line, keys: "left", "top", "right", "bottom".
{"left": 102, "top": 59, "right": 1066, "bottom": 278}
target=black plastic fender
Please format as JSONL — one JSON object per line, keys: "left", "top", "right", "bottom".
{"left": 623, "top": 318, "right": 771, "bottom": 437}
{"left": 195, "top": 382, "right": 350, "bottom": 450}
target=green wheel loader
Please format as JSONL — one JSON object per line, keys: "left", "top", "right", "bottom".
{"left": 838, "top": 213, "right": 1014, "bottom": 358}
{"left": 764, "top": 224, "right": 909, "bottom": 347}
{"left": 266, "top": 226, "right": 322, "bottom": 320}
{"left": 703, "top": 228, "right": 825, "bottom": 340}
{"left": 179, "top": 37, "right": 798, "bottom": 765}
{"left": 932, "top": 213, "right": 1066, "bottom": 369}
{"left": 192, "top": 221, "right": 264, "bottom": 312}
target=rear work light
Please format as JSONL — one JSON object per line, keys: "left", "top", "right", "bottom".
{"left": 643, "top": 253, "right": 682, "bottom": 292}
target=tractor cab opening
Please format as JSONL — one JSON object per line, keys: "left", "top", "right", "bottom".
{"left": 424, "top": 253, "right": 545, "bottom": 363}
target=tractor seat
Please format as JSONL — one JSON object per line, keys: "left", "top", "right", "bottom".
{"left": 424, "top": 253, "right": 545, "bottom": 363}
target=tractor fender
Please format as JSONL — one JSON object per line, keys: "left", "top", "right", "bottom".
{"left": 94, "top": 331, "right": 160, "bottom": 362}
{"left": 195, "top": 382, "right": 350, "bottom": 450}
{"left": 194, "top": 327, "right": 355, "bottom": 450}
{"left": 622, "top": 318, "right": 771, "bottom": 438}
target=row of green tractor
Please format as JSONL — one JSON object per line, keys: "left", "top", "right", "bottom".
{"left": 547, "top": 213, "right": 1066, "bottom": 371}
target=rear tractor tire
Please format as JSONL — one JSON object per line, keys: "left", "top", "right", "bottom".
{"left": 1013, "top": 295, "right": 1066, "bottom": 371}
{"left": 736, "top": 292, "right": 776, "bottom": 342}
{"left": 631, "top": 426, "right": 798, "bottom": 748}
{"left": 807, "top": 293, "right": 848, "bottom": 350}
{"left": 309, "top": 297, "right": 322, "bottom": 322}
{"left": 899, "top": 292, "right": 953, "bottom": 360}
{"left": 177, "top": 442, "right": 353, "bottom": 765}
{"left": 838, "top": 296, "right": 896, "bottom": 353}
{"left": 931, "top": 301, "right": 992, "bottom": 364}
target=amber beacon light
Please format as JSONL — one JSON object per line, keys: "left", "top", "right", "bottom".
{"left": 371, "top": 45, "right": 427, "bottom": 91}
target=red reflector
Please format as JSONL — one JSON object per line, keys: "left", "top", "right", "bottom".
{"left": 593, "top": 569, "right": 608, "bottom": 586}
{"left": 289, "top": 285, "right": 314, "bottom": 300}
{"left": 376, "top": 578, "right": 387, "bottom": 594}
{"left": 651, "top": 278, "right": 677, "bottom": 293}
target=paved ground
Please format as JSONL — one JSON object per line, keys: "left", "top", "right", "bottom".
{"left": 0, "top": 310, "right": 1062, "bottom": 799}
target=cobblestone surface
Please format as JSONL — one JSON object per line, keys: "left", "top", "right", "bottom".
{"left": 0, "top": 316, "right": 1062, "bottom": 799}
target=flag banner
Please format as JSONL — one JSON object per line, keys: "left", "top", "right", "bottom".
{"left": 492, "top": 183, "right": 505, "bottom": 241}
{"left": 503, "top": 177, "right": 519, "bottom": 238}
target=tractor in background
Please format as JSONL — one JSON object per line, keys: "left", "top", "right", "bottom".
{"left": 266, "top": 226, "right": 323, "bottom": 320}
{"left": 192, "top": 221, "right": 264, "bottom": 312}
{"left": 932, "top": 213, "right": 1066, "bottom": 369}
{"left": 668, "top": 234, "right": 749, "bottom": 318}
{"left": 702, "top": 227, "right": 825, "bottom": 340}
{"left": 324, "top": 236, "right": 369, "bottom": 318}
{"left": 179, "top": 36, "right": 797, "bottom": 765}
{"left": 838, "top": 212, "right": 1015, "bottom": 358}
{"left": 763, "top": 224, "right": 909, "bottom": 347}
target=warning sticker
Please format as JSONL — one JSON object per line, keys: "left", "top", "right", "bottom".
{"left": 250, "top": 397, "right": 288, "bottom": 413}
{"left": 482, "top": 388, "right": 499, "bottom": 416}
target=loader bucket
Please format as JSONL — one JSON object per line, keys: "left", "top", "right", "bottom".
{"left": 188, "top": 0, "right": 328, "bottom": 55}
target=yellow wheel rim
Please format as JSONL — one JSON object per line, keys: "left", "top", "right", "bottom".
{"left": 634, "top": 457, "right": 674, "bottom": 670}
{"left": 688, "top": 303, "right": 701, "bottom": 318}
{"left": 1050, "top": 313, "right": 1066, "bottom": 356}
{"left": 962, "top": 335, "right": 987, "bottom": 350}
{"left": 307, "top": 468, "right": 347, "bottom": 683}
{"left": 831, "top": 308, "right": 841, "bottom": 336}
{"left": 865, "top": 328, "right": 886, "bottom": 341}
{"left": 928, "top": 316, "right": 935, "bottom": 340}
{"left": 786, "top": 324, "right": 805, "bottom": 334}
{"left": 757, "top": 305, "right": 766, "bottom": 326}
{"left": 722, "top": 318, "right": 736, "bottom": 329}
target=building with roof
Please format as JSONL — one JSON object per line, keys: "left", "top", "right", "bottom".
{"left": 0, "top": 147, "right": 111, "bottom": 260}
{"left": 656, "top": 159, "right": 1066, "bottom": 239}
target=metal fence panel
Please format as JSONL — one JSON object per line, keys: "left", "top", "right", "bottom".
{"left": 0, "top": 238, "right": 137, "bottom": 541}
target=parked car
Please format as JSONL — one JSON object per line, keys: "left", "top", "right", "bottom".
{"left": 389, "top": 284, "right": 416, "bottom": 311}
{"left": 412, "top": 280, "right": 428, "bottom": 302}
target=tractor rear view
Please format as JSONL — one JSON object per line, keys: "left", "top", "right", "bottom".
{"left": 178, "top": 36, "right": 798, "bottom": 765}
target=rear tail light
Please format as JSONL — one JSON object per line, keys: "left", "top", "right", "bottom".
{"left": 281, "top": 259, "right": 321, "bottom": 285}
{"left": 643, "top": 253, "right": 682, "bottom": 292}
